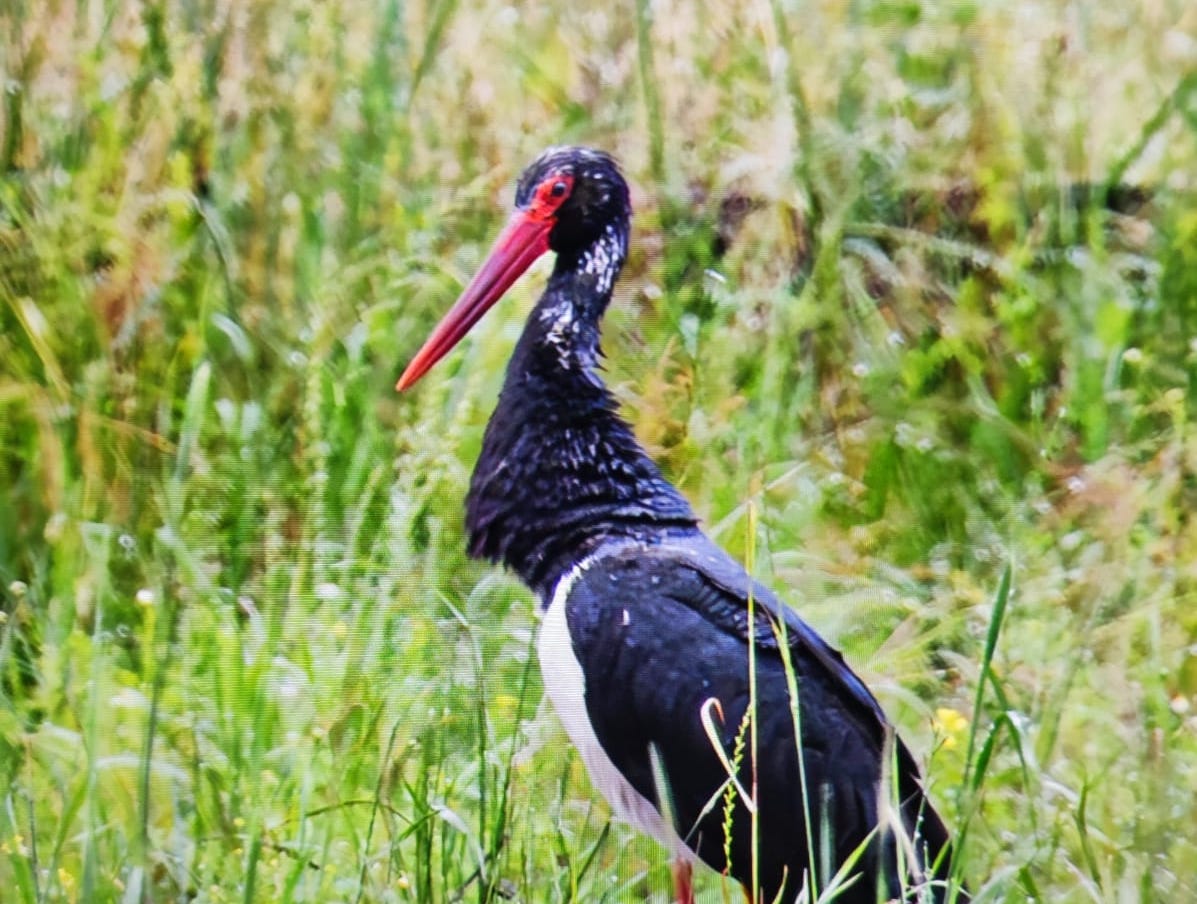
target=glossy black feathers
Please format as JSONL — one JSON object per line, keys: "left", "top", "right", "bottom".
{"left": 455, "top": 147, "right": 958, "bottom": 902}
{"left": 563, "top": 538, "right": 953, "bottom": 903}
{"left": 465, "top": 149, "right": 696, "bottom": 595}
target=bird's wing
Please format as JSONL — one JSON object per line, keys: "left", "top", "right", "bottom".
{"left": 559, "top": 537, "right": 946, "bottom": 898}
{"left": 646, "top": 534, "right": 891, "bottom": 731}
{"left": 640, "top": 536, "right": 954, "bottom": 876}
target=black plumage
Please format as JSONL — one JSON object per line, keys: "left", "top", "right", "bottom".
{"left": 399, "top": 146, "right": 961, "bottom": 903}
{"left": 563, "top": 538, "right": 950, "bottom": 903}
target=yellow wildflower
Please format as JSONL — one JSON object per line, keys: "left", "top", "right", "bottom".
{"left": 932, "top": 707, "right": 969, "bottom": 750}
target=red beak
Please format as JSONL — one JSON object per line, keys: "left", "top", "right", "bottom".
{"left": 397, "top": 210, "right": 554, "bottom": 390}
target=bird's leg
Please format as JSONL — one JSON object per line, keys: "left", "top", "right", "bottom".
{"left": 672, "top": 856, "right": 694, "bottom": 904}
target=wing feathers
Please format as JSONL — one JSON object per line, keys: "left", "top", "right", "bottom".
{"left": 555, "top": 538, "right": 953, "bottom": 902}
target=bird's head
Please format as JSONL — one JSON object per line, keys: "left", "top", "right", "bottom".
{"left": 517, "top": 146, "right": 630, "bottom": 265}
{"left": 397, "top": 146, "right": 630, "bottom": 390}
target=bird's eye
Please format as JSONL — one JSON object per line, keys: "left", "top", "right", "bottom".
{"left": 529, "top": 173, "right": 573, "bottom": 219}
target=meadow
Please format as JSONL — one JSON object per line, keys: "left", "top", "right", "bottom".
{"left": 2, "top": 0, "right": 1196, "bottom": 900}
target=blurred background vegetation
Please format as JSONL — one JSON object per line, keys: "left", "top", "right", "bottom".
{"left": 1, "top": 0, "right": 1196, "bottom": 900}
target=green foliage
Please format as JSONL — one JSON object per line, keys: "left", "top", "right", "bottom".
{"left": 2, "top": 0, "right": 1196, "bottom": 900}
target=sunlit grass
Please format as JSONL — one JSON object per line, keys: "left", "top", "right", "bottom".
{"left": 2, "top": 0, "right": 1196, "bottom": 900}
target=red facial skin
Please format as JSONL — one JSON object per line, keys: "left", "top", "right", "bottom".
{"left": 397, "top": 173, "right": 575, "bottom": 391}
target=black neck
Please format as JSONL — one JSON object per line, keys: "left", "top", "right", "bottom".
{"left": 464, "top": 257, "right": 699, "bottom": 598}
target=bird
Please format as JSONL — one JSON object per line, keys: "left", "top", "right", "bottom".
{"left": 397, "top": 146, "right": 960, "bottom": 904}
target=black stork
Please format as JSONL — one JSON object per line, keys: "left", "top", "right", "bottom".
{"left": 398, "top": 147, "right": 959, "bottom": 904}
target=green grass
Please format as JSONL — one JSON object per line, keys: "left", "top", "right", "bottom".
{"left": 2, "top": 0, "right": 1197, "bottom": 900}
